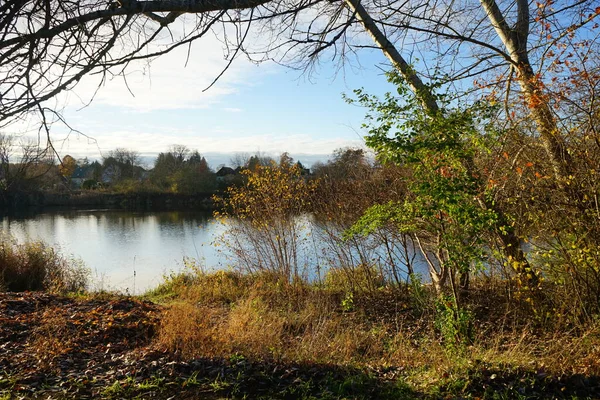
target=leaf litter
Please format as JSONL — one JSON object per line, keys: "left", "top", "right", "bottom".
{"left": 0, "top": 292, "right": 407, "bottom": 399}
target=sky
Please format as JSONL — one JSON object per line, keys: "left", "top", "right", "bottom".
{"left": 26, "top": 23, "right": 399, "bottom": 169}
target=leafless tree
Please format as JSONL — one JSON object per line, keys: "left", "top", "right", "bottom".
{"left": 105, "top": 147, "right": 140, "bottom": 166}
{"left": 169, "top": 144, "right": 190, "bottom": 164}
{"left": 0, "top": 0, "right": 345, "bottom": 129}
{"left": 103, "top": 147, "right": 141, "bottom": 179}
{"left": 230, "top": 153, "right": 251, "bottom": 169}
{"left": 0, "top": 133, "right": 53, "bottom": 191}
{"left": 2, "top": 0, "right": 598, "bottom": 175}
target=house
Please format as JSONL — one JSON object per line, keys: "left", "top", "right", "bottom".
{"left": 216, "top": 166, "right": 237, "bottom": 182}
{"left": 216, "top": 166, "right": 236, "bottom": 177}
{"left": 70, "top": 165, "right": 91, "bottom": 188}
{"left": 101, "top": 164, "right": 121, "bottom": 184}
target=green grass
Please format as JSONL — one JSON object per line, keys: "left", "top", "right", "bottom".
{"left": 102, "top": 376, "right": 170, "bottom": 399}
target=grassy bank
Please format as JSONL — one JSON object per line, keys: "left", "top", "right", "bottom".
{"left": 1, "top": 235, "right": 599, "bottom": 398}
{"left": 145, "top": 267, "right": 600, "bottom": 398}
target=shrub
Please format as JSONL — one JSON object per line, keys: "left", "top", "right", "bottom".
{"left": 82, "top": 179, "right": 98, "bottom": 190}
{"left": 214, "top": 163, "right": 318, "bottom": 283}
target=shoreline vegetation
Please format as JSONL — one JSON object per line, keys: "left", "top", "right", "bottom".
{"left": 0, "top": 191, "right": 215, "bottom": 212}
{"left": 1, "top": 234, "right": 600, "bottom": 398}
{"left": 2, "top": 86, "right": 600, "bottom": 398}
{"left": 0, "top": 145, "right": 261, "bottom": 213}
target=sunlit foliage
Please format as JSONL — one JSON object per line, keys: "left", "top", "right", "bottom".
{"left": 215, "top": 162, "right": 318, "bottom": 282}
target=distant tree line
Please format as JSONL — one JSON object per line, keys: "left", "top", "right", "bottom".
{"left": 0, "top": 139, "right": 319, "bottom": 199}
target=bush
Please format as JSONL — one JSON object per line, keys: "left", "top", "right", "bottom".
{"left": 0, "top": 235, "right": 89, "bottom": 293}
{"left": 82, "top": 179, "right": 98, "bottom": 190}
{"left": 214, "top": 163, "right": 318, "bottom": 283}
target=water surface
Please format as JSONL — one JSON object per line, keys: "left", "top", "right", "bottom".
{"left": 1, "top": 208, "right": 428, "bottom": 293}
{"left": 1, "top": 209, "right": 227, "bottom": 293}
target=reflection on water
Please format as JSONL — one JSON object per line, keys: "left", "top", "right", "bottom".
{"left": 1, "top": 209, "right": 430, "bottom": 293}
{"left": 0, "top": 209, "right": 227, "bottom": 293}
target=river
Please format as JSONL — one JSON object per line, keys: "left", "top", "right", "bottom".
{"left": 1, "top": 209, "right": 227, "bottom": 293}
{"left": 1, "top": 208, "right": 426, "bottom": 293}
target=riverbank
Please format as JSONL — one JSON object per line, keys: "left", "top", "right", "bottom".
{"left": 0, "top": 292, "right": 408, "bottom": 399}
{"left": 2, "top": 275, "right": 600, "bottom": 399}
{"left": 0, "top": 191, "right": 214, "bottom": 212}
{"left": 1, "top": 236, "right": 599, "bottom": 399}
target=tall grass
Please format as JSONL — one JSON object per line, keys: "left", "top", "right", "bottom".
{"left": 0, "top": 235, "right": 88, "bottom": 293}
{"left": 155, "top": 269, "right": 389, "bottom": 363}
{"left": 152, "top": 268, "right": 600, "bottom": 380}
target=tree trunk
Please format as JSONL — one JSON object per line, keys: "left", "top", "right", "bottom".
{"left": 414, "top": 234, "right": 447, "bottom": 294}
{"left": 347, "top": 0, "right": 537, "bottom": 287}
{"left": 344, "top": 0, "right": 439, "bottom": 114}
{"left": 480, "top": 0, "right": 574, "bottom": 186}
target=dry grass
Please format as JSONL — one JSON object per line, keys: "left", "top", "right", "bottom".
{"left": 156, "top": 271, "right": 391, "bottom": 363}
{"left": 158, "top": 301, "right": 227, "bottom": 357}
{"left": 154, "top": 268, "right": 600, "bottom": 389}
{"left": 28, "top": 308, "right": 75, "bottom": 371}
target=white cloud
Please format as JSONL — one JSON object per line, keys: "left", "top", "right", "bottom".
{"left": 54, "top": 129, "right": 363, "bottom": 161}
{"left": 192, "top": 133, "right": 363, "bottom": 155}
{"left": 8, "top": 15, "right": 379, "bottom": 163}
{"left": 71, "top": 53, "right": 245, "bottom": 112}
{"left": 65, "top": 20, "right": 268, "bottom": 112}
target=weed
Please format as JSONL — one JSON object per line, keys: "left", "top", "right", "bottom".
{"left": 208, "top": 376, "right": 231, "bottom": 392}
{"left": 102, "top": 380, "right": 125, "bottom": 397}
{"left": 324, "top": 264, "right": 386, "bottom": 293}
{"left": 408, "top": 273, "right": 431, "bottom": 315}
{"left": 136, "top": 376, "right": 164, "bottom": 391}
{"left": 341, "top": 291, "right": 354, "bottom": 312}
{"left": 435, "top": 296, "right": 473, "bottom": 351}
{"left": 182, "top": 371, "right": 201, "bottom": 388}
{"left": 0, "top": 373, "right": 16, "bottom": 390}
{"left": 229, "top": 353, "right": 246, "bottom": 363}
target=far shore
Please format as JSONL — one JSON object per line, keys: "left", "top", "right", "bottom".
{"left": 0, "top": 190, "right": 215, "bottom": 213}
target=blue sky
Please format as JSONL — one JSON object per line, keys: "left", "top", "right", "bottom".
{"left": 42, "top": 34, "right": 397, "bottom": 169}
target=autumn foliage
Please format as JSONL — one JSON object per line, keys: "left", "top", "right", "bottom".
{"left": 214, "top": 162, "right": 318, "bottom": 282}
